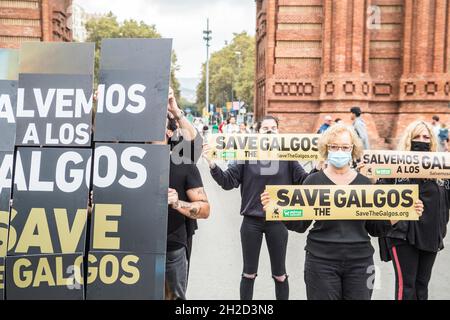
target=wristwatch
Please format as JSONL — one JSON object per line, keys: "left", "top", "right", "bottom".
{"left": 174, "top": 110, "right": 185, "bottom": 121}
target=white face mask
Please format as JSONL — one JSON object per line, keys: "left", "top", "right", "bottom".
{"left": 327, "top": 151, "right": 352, "bottom": 169}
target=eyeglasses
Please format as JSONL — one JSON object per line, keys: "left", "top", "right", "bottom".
{"left": 260, "top": 128, "right": 278, "bottom": 133}
{"left": 327, "top": 144, "right": 354, "bottom": 152}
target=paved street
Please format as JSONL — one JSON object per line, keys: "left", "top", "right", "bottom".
{"left": 187, "top": 160, "right": 450, "bottom": 300}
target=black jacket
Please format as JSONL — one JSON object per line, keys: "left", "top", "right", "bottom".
{"left": 210, "top": 161, "right": 309, "bottom": 218}
{"left": 377, "top": 178, "right": 450, "bottom": 262}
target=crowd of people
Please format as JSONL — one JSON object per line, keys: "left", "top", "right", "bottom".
{"left": 164, "top": 90, "right": 449, "bottom": 301}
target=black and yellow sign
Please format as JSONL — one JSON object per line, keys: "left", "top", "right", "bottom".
{"left": 5, "top": 253, "right": 84, "bottom": 300}
{"left": 89, "top": 143, "right": 169, "bottom": 254}
{"left": 1, "top": 40, "right": 171, "bottom": 300}
{"left": 0, "top": 152, "right": 13, "bottom": 256}
{"left": 361, "top": 150, "right": 450, "bottom": 179}
{"left": 208, "top": 134, "right": 320, "bottom": 161}
{"left": 265, "top": 185, "right": 419, "bottom": 221}
{"left": 8, "top": 148, "right": 91, "bottom": 256}
{"left": 85, "top": 252, "right": 165, "bottom": 300}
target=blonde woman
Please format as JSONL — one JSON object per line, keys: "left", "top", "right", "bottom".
{"left": 261, "top": 124, "right": 424, "bottom": 300}
{"left": 378, "top": 121, "right": 450, "bottom": 300}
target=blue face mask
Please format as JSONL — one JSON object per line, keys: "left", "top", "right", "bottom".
{"left": 328, "top": 151, "right": 352, "bottom": 169}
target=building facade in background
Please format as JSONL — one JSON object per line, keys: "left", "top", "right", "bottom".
{"left": 70, "top": 1, "right": 102, "bottom": 42}
{"left": 71, "top": 2, "right": 87, "bottom": 42}
{"left": 0, "top": 0, "right": 72, "bottom": 49}
{"left": 255, "top": 0, "right": 450, "bottom": 148}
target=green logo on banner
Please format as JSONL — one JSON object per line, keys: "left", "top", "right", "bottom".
{"left": 376, "top": 168, "right": 392, "bottom": 175}
{"left": 221, "top": 151, "right": 237, "bottom": 159}
{"left": 283, "top": 209, "right": 303, "bottom": 218}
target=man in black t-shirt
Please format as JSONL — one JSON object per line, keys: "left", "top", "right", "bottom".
{"left": 162, "top": 90, "right": 210, "bottom": 300}
{"left": 167, "top": 161, "right": 209, "bottom": 300}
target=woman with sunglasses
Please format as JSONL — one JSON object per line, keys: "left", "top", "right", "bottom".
{"left": 261, "top": 124, "right": 424, "bottom": 300}
{"left": 377, "top": 121, "right": 449, "bottom": 300}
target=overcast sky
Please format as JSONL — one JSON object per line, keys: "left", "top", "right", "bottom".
{"left": 75, "top": 0, "right": 256, "bottom": 79}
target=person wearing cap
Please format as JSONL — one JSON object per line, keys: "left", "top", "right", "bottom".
{"left": 317, "top": 115, "right": 333, "bottom": 134}
{"left": 350, "top": 107, "right": 370, "bottom": 150}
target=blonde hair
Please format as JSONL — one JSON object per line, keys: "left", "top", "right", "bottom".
{"left": 397, "top": 121, "right": 438, "bottom": 152}
{"left": 318, "top": 124, "right": 364, "bottom": 160}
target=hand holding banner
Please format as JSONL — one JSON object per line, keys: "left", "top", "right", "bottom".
{"left": 265, "top": 185, "right": 420, "bottom": 221}
{"left": 207, "top": 134, "right": 320, "bottom": 161}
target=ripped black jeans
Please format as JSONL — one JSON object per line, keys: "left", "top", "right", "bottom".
{"left": 240, "top": 216, "right": 289, "bottom": 300}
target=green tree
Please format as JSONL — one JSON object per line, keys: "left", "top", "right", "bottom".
{"left": 196, "top": 32, "right": 255, "bottom": 112}
{"left": 85, "top": 12, "right": 180, "bottom": 99}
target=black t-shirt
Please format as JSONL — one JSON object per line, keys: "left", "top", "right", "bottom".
{"left": 301, "top": 171, "right": 391, "bottom": 260}
{"left": 211, "top": 161, "right": 308, "bottom": 218}
{"left": 167, "top": 161, "right": 204, "bottom": 252}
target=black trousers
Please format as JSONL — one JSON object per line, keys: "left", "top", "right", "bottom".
{"left": 304, "top": 252, "right": 375, "bottom": 300}
{"left": 240, "top": 216, "right": 289, "bottom": 300}
{"left": 389, "top": 242, "right": 437, "bottom": 300}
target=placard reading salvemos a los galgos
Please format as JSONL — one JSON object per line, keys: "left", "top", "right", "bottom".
{"left": 0, "top": 49, "right": 19, "bottom": 151}
{"left": 90, "top": 143, "right": 169, "bottom": 254}
{"left": 15, "top": 42, "right": 95, "bottom": 147}
{"left": 5, "top": 253, "right": 84, "bottom": 300}
{"left": 94, "top": 38, "right": 172, "bottom": 143}
{"left": 8, "top": 147, "right": 92, "bottom": 256}
{"left": 85, "top": 252, "right": 165, "bottom": 300}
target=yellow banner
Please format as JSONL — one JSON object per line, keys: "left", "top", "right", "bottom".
{"left": 361, "top": 150, "right": 450, "bottom": 179}
{"left": 208, "top": 134, "right": 320, "bottom": 161}
{"left": 265, "top": 185, "right": 419, "bottom": 221}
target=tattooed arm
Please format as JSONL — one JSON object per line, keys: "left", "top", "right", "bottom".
{"left": 168, "top": 187, "right": 210, "bottom": 219}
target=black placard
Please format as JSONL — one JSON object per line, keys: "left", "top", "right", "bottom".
{"left": 85, "top": 252, "right": 165, "bottom": 300}
{"left": 8, "top": 148, "right": 91, "bottom": 256}
{"left": 0, "top": 48, "right": 19, "bottom": 151}
{"left": 90, "top": 143, "right": 169, "bottom": 254}
{"left": 0, "top": 151, "right": 13, "bottom": 259}
{"left": 15, "top": 42, "right": 94, "bottom": 147}
{"left": 94, "top": 38, "right": 172, "bottom": 143}
{"left": 0, "top": 80, "right": 17, "bottom": 151}
{"left": 5, "top": 253, "right": 84, "bottom": 300}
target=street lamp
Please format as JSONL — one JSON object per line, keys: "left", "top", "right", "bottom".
{"left": 235, "top": 51, "right": 242, "bottom": 122}
{"left": 203, "top": 19, "right": 212, "bottom": 125}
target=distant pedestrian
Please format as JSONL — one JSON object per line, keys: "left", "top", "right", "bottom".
{"left": 438, "top": 123, "right": 449, "bottom": 152}
{"left": 219, "top": 120, "right": 227, "bottom": 133}
{"left": 239, "top": 122, "right": 251, "bottom": 134}
{"left": 223, "top": 116, "right": 239, "bottom": 134}
{"left": 212, "top": 123, "right": 219, "bottom": 134}
{"left": 350, "top": 107, "right": 370, "bottom": 149}
{"left": 202, "top": 125, "right": 210, "bottom": 140}
{"left": 431, "top": 115, "right": 441, "bottom": 139}
{"left": 317, "top": 115, "right": 333, "bottom": 134}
